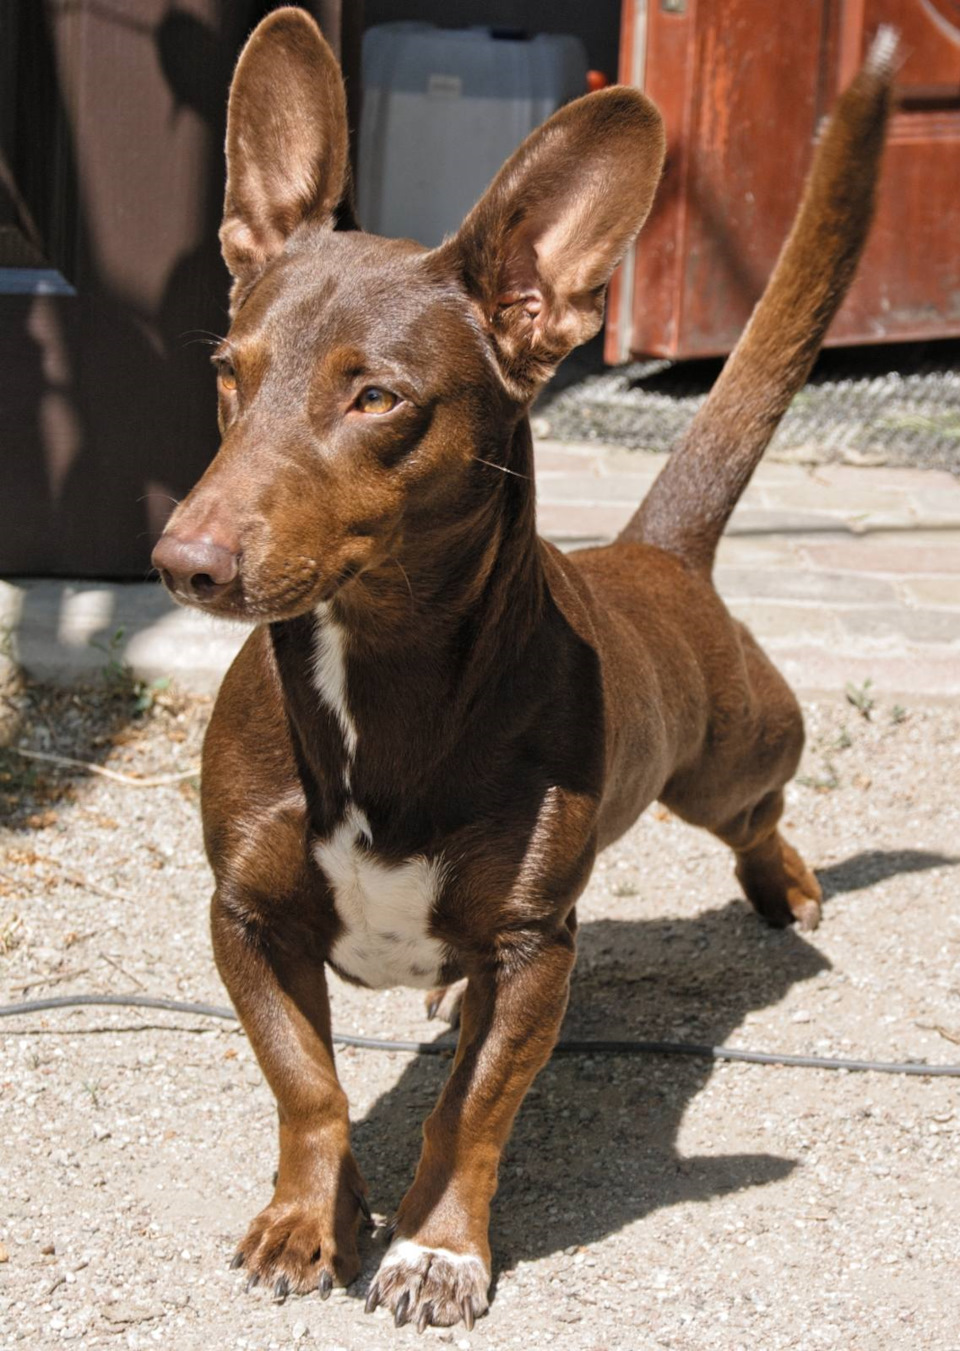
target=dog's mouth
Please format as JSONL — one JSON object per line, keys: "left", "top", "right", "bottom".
{"left": 157, "top": 554, "right": 359, "bottom": 625}
{"left": 151, "top": 512, "right": 384, "bottom": 625}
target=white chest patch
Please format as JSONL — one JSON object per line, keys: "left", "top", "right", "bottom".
{"left": 311, "top": 608, "right": 446, "bottom": 991}
{"left": 314, "top": 806, "right": 446, "bottom": 990}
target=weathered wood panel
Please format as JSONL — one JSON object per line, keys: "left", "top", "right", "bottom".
{"left": 607, "top": 0, "right": 960, "bottom": 360}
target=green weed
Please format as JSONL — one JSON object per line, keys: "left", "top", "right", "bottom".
{"left": 90, "top": 627, "right": 170, "bottom": 716}
{"left": 845, "top": 678, "right": 875, "bottom": 721}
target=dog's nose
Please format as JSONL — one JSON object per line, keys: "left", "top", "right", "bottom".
{"left": 152, "top": 533, "right": 239, "bottom": 602}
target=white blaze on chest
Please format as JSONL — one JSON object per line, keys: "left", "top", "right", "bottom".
{"left": 312, "top": 602, "right": 358, "bottom": 778}
{"left": 310, "top": 608, "right": 446, "bottom": 991}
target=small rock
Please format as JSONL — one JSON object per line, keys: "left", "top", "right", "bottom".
{"left": 40, "top": 1243, "right": 55, "bottom": 1256}
{"left": 291, "top": 1320, "right": 308, "bottom": 1341}
{"left": 103, "top": 1303, "right": 163, "bottom": 1325}
{"left": 0, "top": 1243, "right": 8, "bottom": 1263}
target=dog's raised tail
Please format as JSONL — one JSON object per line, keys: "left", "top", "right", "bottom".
{"left": 624, "top": 27, "right": 897, "bottom": 574}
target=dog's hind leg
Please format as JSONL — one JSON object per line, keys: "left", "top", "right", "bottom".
{"left": 712, "top": 639, "right": 822, "bottom": 931}
{"left": 662, "top": 628, "right": 822, "bottom": 930}
{"left": 712, "top": 789, "right": 822, "bottom": 931}
{"left": 424, "top": 979, "right": 467, "bottom": 1027}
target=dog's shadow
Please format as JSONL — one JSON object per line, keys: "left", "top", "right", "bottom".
{"left": 816, "top": 848, "right": 956, "bottom": 900}
{"left": 351, "top": 897, "right": 820, "bottom": 1280}
{"left": 350, "top": 845, "right": 955, "bottom": 1284}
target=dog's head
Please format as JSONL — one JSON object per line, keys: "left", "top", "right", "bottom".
{"left": 152, "top": 7, "right": 664, "bottom": 621}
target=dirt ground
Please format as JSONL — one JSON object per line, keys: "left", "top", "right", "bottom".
{"left": 1, "top": 675, "right": 959, "bottom": 1351}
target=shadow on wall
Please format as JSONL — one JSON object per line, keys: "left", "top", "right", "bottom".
{"left": 0, "top": 4, "right": 292, "bottom": 682}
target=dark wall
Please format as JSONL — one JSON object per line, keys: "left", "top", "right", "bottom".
{"left": 0, "top": 0, "right": 357, "bottom": 579}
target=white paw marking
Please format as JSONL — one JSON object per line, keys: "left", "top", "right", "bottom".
{"left": 380, "top": 1240, "right": 484, "bottom": 1273}
{"left": 311, "top": 606, "right": 446, "bottom": 991}
{"left": 374, "top": 1239, "right": 491, "bottom": 1325}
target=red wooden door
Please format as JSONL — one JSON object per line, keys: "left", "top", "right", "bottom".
{"left": 606, "top": 0, "right": 960, "bottom": 361}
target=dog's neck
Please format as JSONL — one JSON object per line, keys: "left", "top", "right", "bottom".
{"left": 270, "top": 418, "right": 545, "bottom": 820}
{"left": 342, "top": 417, "right": 541, "bottom": 654}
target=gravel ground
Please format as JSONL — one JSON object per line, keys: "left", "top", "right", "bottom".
{"left": 535, "top": 338, "right": 960, "bottom": 474}
{"left": 2, "top": 674, "right": 959, "bottom": 1351}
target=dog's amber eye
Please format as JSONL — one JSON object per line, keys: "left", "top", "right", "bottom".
{"left": 356, "top": 387, "right": 398, "bottom": 415}
{"left": 217, "top": 361, "right": 237, "bottom": 393}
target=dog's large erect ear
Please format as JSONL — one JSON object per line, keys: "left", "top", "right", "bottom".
{"left": 220, "top": 7, "right": 351, "bottom": 305}
{"left": 439, "top": 88, "right": 665, "bottom": 399}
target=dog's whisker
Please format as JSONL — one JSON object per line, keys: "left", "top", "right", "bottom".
{"left": 473, "top": 456, "right": 529, "bottom": 480}
{"left": 179, "top": 328, "right": 228, "bottom": 344}
{"left": 386, "top": 555, "right": 416, "bottom": 608}
{"left": 137, "top": 493, "right": 180, "bottom": 507}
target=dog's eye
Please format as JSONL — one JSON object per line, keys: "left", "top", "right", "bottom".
{"left": 217, "top": 361, "right": 238, "bottom": 393}
{"left": 356, "top": 387, "right": 398, "bottom": 415}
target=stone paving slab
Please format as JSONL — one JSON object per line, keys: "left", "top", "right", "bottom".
{"left": 0, "top": 579, "right": 247, "bottom": 695}
{"left": 1, "top": 441, "right": 958, "bottom": 698}
{"left": 534, "top": 442, "right": 960, "bottom": 699}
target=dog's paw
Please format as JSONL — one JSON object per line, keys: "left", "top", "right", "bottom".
{"left": 737, "top": 832, "right": 822, "bottom": 931}
{"left": 424, "top": 978, "right": 467, "bottom": 1026}
{"left": 231, "top": 1196, "right": 364, "bottom": 1297}
{"left": 778, "top": 838, "right": 823, "bottom": 931}
{"left": 365, "top": 1239, "right": 489, "bottom": 1330}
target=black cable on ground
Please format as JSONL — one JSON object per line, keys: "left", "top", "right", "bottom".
{"left": 2, "top": 993, "right": 960, "bottom": 1077}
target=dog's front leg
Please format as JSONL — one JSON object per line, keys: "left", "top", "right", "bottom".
{"left": 367, "top": 924, "right": 576, "bottom": 1330}
{"left": 212, "top": 895, "right": 368, "bottom": 1296}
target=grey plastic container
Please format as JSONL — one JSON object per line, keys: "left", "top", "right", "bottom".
{"left": 357, "top": 23, "right": 589, "bottom": 247}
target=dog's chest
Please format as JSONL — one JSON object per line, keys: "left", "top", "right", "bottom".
{"left": 310, "top": 609, "right": 445, "bottom": 991}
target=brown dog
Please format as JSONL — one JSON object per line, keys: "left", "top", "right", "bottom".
{"left": 152, "top": 10, "right": 895, "bottom": 1331}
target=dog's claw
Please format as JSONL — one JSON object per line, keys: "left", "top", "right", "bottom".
{"left": 229, "top": 1251, "right": 244, "bottom": 1269}
{"left": 426, "top": 996, "right": 440, "bottom": 1020}
{"left": 461, "top": 1297, "right": 475, "bottom": 1331}
{"left": 395, "top": 1291, "right": 411, "bottom": 1327}
{"left": 245, "top": 1273, "right": 259, "bottom": 1292}
{"left": 357, "top": 1192, "right": 373, "bottom": 1224}
{"left": 365, "top": 1283, "right": 380, "bottom": 1314}
{"left": 273, "top": 1276, "right": 289, "bottom": 1300}
{"left": 318, "top": 1269, "right": 333, "bottom": 1300}
{"left": 417, "top": 1302, "right": 433, "bottom": 1333}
